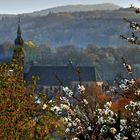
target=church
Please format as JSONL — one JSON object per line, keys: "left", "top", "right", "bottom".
{"left": 1, "top": 20, "right": 96, "bottom": 93}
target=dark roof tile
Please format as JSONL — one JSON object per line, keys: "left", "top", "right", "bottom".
{"left": 24, "top": 66, "right": 96, "bottom": 86}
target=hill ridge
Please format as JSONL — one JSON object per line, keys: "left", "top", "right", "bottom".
{"left": 27, "top": 3, "right": 121, "bottom": 16}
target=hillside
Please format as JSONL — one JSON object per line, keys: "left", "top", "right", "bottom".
{"left": 27, "top": 3, "right": 121, "bottom": 16}
{"left": 0, "top": 4, "right": 139, "bottom": 48}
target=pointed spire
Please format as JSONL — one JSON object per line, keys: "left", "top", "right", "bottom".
{"left": 15, "top": 16, "right": 24, "bottom": 46}
{"left": 17, "top": 17, "right": 21, "bottom": 36}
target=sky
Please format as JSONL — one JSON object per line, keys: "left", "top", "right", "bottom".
{"left": 0, "top": 0, "right": 140, "bottom": 14}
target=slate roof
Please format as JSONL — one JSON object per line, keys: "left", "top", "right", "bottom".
{"left": 0, "top": 56, "right": 12, "bottom": 64}
{"left": 24, "top": 66, "right": 96, "bottom": 86}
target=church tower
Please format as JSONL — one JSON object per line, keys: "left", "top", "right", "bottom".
{"left": 12, "top": 18, "right": 25, "bottom": 76}
{"left": 15, "top": 19, "right": 24, "bottom": 46}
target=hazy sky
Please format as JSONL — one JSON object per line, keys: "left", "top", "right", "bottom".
{"left": 0, "top": 0, "right": 140, "bottom": 14}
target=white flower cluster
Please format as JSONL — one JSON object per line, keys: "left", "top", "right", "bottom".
{"left": 119, "top": 79, "right": 133, "bottom": 90}
{"left": 123, "top": 101, "right": 140, "bottom": 139}
{"left": 62, "top": 86, "right": 73, "bottom": 97}
{"left": 125, "top": 101, "right": 140, "bottom": 111}
{"left": 64, "top": 115, "right": 84, "bottom": 135}
{"left": 50, "top": 106, "right": 62, "bottom": 115}
{"left": 72, "top": 137, "right": 79, "bottom": 140}
{"left": 59, "top": 97, "right": 73, "bottom": 114}
{"left": 120, "top": 119, "right": 127, "bottom": 131}
{"left": 100, "top": 125, "right": 108, "bottom": 133}
{"left": 104, "top": 101, "right": 112, "bottom": 109}
{"left": 110, "top": 127, "right": 117, "bottom": 135}
{"left": 95, "top": 101, "right": 136, "bottom": 139}
{"left": 55, "top": 82, "right": 140, "bottom": 139}
{"left": 35, "top": 96, "right": 41, "bottom": 104}
{"left": 82, "top": 99, "right": 88, "bottom": 105}
{"left": 42, "top": 104, "right": 47, "bottom": 110}
{"left": 78, "top": 85, "right": 85, "bottom": 94}
{"left": 60, "top": 104, "right": 70, "bottom": 110}
{"left": 136, "top": 111, "right": 140, "bottom": 117}
{"left": 97, "top": 102, "right": 116, "bottom": 125}
{"left": 134, "top": 89, "right": 140, "bottom": 96}
{"left": 60, "top": 97, "right": 70, "bottom": 105}
{"left": 115, "top": 133, "right": 128, "bottom": 140}
{"left": 132, "top": 128, "right": 140, "bottom": 138}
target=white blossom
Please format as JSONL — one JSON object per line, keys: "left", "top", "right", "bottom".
{"left": 122, "top": 137, "right": 128, "bottom": 140}
{"left": 74, "top": 118, "right": 81, "bottom": 124}
{"left": 97, "top": 109, "right": 103, "bottom": 115}
{"left": 97, "top": 117, "right": 105, "bottom": 124}
{"left": 104, "top": 101, "right": 112, "bottom": 109}
{"left": 65, "top": 128, "right": 70, "bottom": 133}
{"left": 134, "top": 89, "right": 140, "bottom": 96}
{"left": 68, "top": 122, "right": 72, "bottom": 127}
{"left": 42, "top": 104, "right": 47, "bottom": 110}
{"left": 50, "top": 106, "right": 62, "bottom": 115}
{"left": 136, "top": 111, "right": 140, "bottom": 117}
{"left": 62, "top": 86, "right": 73, "bottom": 97}
{"left": 115, "top": 133, "right": 125, "bottom": 140}
{"left": 104, "top": 109, "right": 114, "bottom": 117}
{"left": 119, "top": 84, "right": 129, "bottom": 90}
{"left": 63, "top": 117, "right": 69, "bottom": 123}
{"left": 72, "top": 137, "right": 79, "bottom": 140}
{"left": 78, "top": 85, "right": 85, "bottom": 93}
{"left": 60, "top": 104, "right": 70, "bottom": 110}
{"left": 107, "top": 117, "right": 116, "bottom": 124}
{"left": 49, "top": 100, "right": 53, "bottom": 103}
{"left": 100, "top": 125, "right": 108, "bottom": 133}
{"left": 110, "top": 127, "right": 117, "bottom": 135}
{"left": 87, "top": 126, "right": 93, "bottom": 131}
{"left": 120, "top": 119, "right": 127, "bottom": 125}
{"left": 76, "top": 126, "right": 84, "bottom": 134}
{"left": 132, "top": 128, "right": 140, "bottom": 138}
{"left": 83, "top": 99, "right": 88, "bottom": 105}
{"left": 120, "top": 119, "right": 127, "bottom": 131}
{"left": 35, "top": 96, "right": 41, "bottom": 104}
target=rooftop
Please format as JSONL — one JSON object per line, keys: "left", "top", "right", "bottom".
{"left": 24, "top": 66, "right": 96, "bottom": 86}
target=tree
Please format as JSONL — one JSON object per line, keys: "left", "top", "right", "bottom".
{"left": 49, "top": 2, "right": 140, "bottom": 140}
{"left": 0, "top": 57, "right": 64, "bottom": 139}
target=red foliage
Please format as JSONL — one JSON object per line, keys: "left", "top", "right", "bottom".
{"left": 111, "top": 98, "right": 131, "bottom": 111}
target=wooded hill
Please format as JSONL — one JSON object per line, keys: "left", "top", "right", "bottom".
{"left": 0, "top": 4, "right": 140, "bottom": 48}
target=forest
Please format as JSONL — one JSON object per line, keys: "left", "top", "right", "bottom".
{"left": 0, "top": 7, "right": 140, "bottom": 48}
{"left": 1, "top": 42, "right": 140, "bottom": 82}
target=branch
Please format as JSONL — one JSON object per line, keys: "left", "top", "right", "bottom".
{"left": 120, "top": 32, "right": 139, "bottom": 45}
{"left": 130, "top": 4, "right": 140, "bottom": 14}
{"left": 123, "top": 17, "right": 140, "bottom": 32}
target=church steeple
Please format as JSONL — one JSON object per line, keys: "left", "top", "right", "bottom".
{"left": 12, "top": 17, "right": 25, "bottom": 77}
{"left": 14, "top": 17, "right": 24, "bottom": 46}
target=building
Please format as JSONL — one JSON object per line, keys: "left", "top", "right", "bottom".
{"left": 24, "top": 65, "right": 96, "bottom": 86}
{"left": 24, "top": 65, "right": 96, "bottom": 99}
{"left": 0, "top": 18, "right": 25, "bottom": 79}
{"left": 1, "top": 20, "right": 96, "bottom": 93}
{"left": 12, "top": 19, "right": 25, "bottom": 78}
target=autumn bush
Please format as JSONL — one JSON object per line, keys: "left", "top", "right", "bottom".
{"left": 0, "top": 60, "right": 65, "bottom": 140}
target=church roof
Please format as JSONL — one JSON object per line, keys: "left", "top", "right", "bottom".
{"left": 0, "top": 56, "right": 12, "bottom": 64}
{"left": 24, "top": 66, "right": 96, "bottom": 86}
